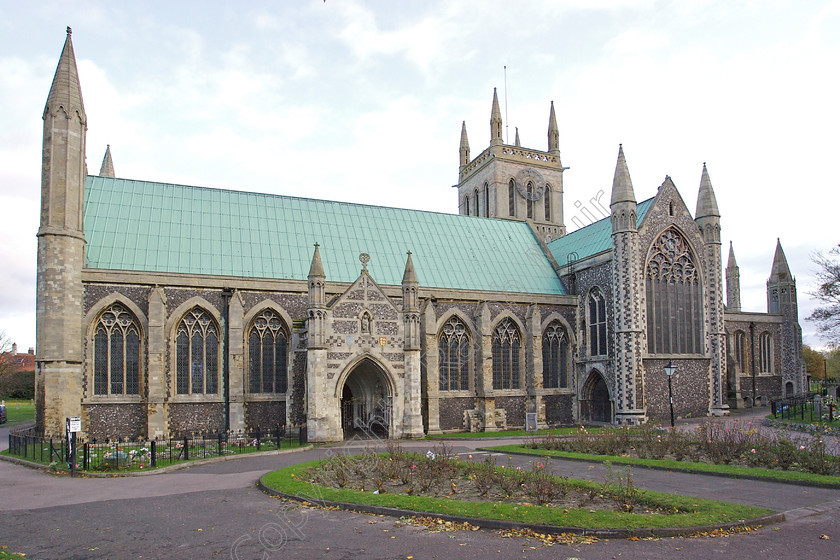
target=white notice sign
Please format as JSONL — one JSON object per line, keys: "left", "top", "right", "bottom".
{"left": 69, "top": 416, "right": 81, "bottom": 433}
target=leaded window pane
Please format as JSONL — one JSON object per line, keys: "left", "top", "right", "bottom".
{"left": 249, "top": 331, "right": 261, "bottom": 393}
{"left": 205, "top": 330, "right": 219, "bottom": 394}
{"left": 191, "top": 332, "right": 204, "bottom": 393}
{"left": 276, "top": 335, "right": 288, "bottom": 393}
{"left": 126, "top": 329, "right": 139, "bottom": 394}
{"left": 110, "top": 329, "right": 123, "bottom": 395}
{"left": 645, "top": 229, "right": 703, "bottom": 354}
{"left": 262, "top": 331, "right": 275, "bottom": 393}
{"left": 94, "top": 328, "right": 108, "bottom": 395}
{"left": 176, "top": 331, "right": 189, "bottom": 394}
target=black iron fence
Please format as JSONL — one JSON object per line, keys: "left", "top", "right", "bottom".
{"left": 771, "top": 394, "right": 837, "bottom": 424}
{"left": 7, "top": 425, "right": 307, "bottom": 472}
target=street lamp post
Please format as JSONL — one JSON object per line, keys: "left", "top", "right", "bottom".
{"left": 664, "top": 361, "right": 677, "bottom": 428}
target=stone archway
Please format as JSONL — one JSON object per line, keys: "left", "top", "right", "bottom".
{"left": 581, "top": 370, "right": 612, "bottom": 423}
{"left": 339, "top": 358, "right": 393, "bottom": 439}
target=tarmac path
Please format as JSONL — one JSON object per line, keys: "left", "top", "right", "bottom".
{"left": 1, "top": 408, "right": 839, "bottom": 559}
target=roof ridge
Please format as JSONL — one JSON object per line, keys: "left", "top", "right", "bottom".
{"left": 86, "top": 175, "right": 527, "bottom": 225}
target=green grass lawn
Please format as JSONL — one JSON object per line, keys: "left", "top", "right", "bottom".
{"left": 767, "top": 406, "right": 840, "bottom": 428}
{"left": 0, "top": 550, "right": 31, "bottom": 559}
{"left": 261, "top": 459, "right": 774, "bottom": 530}
{"left": 486, "top": 444, "right": 840, "bottom": 487}
{"left": 2, "top": 399, "right": 35, "bottom": 427}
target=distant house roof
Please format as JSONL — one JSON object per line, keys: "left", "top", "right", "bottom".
{"left": 0, "top": 351, "right": 35, "bottom": 373}
{"left": 548, "top": 198, "right": 654, "bottom": 266}
{"left": 84, "top": 176, "right": 566, "bottom": 295}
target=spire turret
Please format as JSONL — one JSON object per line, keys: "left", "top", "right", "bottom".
{"left": 610, "top": 145, "right": 636, "bottom": 206}
{"left": 45, "top": 27, "right": 86, "bottom": 123}
{"left": 308, "top": 242, "right": 325, "bottom": 278}
{"left": 308, "top": 243, "right": 326, "bottom": 309}
{"left": 695, "top": 163, "right": 720, "bottom": 219}
{"left": 548, "top": 101, "right": 559, "bottom": 153}
{"left": 459, "top": 121, "right": 470, "bottom": 168}
{"left": 770, "top": 238, "right": 793, "bottom": 282}
{"left": 726, "top": 241, "right": 741, "bottom": 312}
{"left": 99, "top": 144, "right": 115, "bottom": 177}
{"left": 402, "top": 251, "right": 417, "bottom": 285}
{"left": 490, "top": 88, "right": 503, "bottom": 146}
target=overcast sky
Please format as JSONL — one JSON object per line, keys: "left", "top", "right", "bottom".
{"left": 1, "top": 0, "right": 838, "bottom": 352}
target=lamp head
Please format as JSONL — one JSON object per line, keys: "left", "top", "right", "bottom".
{"left": 664, "top": 361, "right": 676, "bottom": 377}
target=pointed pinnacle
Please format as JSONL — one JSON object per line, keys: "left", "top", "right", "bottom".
{"left": 514, "top": 127, "right": 521, "bottom": 147}
{"left": 45, "top": 28, "right": 86, "bottom": 121}
{"left": 308, "top": 243, "right": 325, "bottom": 277}
{"left": 402, "top": 251, "right": 418, "bottom": 284}
{"left": 548, "top": 100, "right": 559, "bottom": 152}
{"left": 727, "top": 241, "right": 738, "bottom": 269}
{"left": 770, "top": 238, "right": 792, "bottom": 280}
{"left": 696, "top": 162, "right": 720, "bottom": 218}
{"left": 610, "top": 144, "right": 636, "bottom": 205}
{"left": 490, "top": 88, "right": 502, "bottom": 143}
{"left": 99, "top": 144, "right": 115, "bottom": 177}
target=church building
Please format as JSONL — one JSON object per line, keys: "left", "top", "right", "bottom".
{"left": 35, "top": 30, "right": 805, "bottom": 441}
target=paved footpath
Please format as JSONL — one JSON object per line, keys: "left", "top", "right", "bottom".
{"left": 2, "top": 411, "right": 839, "bottom": 559}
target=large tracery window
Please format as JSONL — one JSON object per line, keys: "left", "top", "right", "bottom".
{"left": 759, "top": 332, "right": 773, "bottom": 373}
{"left": 176, "top": 307, "right": 219, "bottom": 395}
{"left": 438, "top": 317, "right": 470, "bottom": 391}
{"left": 93, "top": 303, "right": 141, "bottom": 395}
{"left": 492, "top": 318, "right": 521, "bottom": 390}
{"left": 248, "top": 309, "right": 289, "bottom": 394}
{"left": 646, "top": 229, "right": 703, "bottom": 354}
{"left": 542, "top": 321, "right": 568, "bottom": 389}
{"left": 588, "top": 289, "right": 608, "bottom": 357}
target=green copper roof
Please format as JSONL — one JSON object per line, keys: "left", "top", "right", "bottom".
{"left": 548, "top": 198, "right": 654, "bottom": 266}
{"left": 84, "top": 176, "right": 565, "bottom": 295}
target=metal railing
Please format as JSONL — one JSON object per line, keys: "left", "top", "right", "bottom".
{"left": 7, "top": 425, "right": 307, "bottom": 472}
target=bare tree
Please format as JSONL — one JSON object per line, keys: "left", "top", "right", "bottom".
{"left": 807, "top": 244, "right": 840, "bottom": 346}
{"left": 0, "top": 329, "right": 14, "bottom": 378}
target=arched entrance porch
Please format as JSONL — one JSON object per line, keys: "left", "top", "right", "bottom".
{"left": 339, "top": 357, "right": 393, "bottom": 438}
{"left": 580, "top": 370, "right": 612, "bottom": 423}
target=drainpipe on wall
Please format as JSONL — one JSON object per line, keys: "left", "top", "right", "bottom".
{"left": 222, "top": 288, "right": 233, "bottom": 432}
{"left": 749, "top": 321, "right": 756, "bottom": 406}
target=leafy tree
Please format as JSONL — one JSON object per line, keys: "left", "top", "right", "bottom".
{"left": 804, "top": 344, "right": 826, "bottom": 379}
{"left": 807, "top": 244, "right": 840, "bottom": 346}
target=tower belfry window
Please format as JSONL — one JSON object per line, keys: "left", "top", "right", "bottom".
{"left": 527, "top": 182, "right": 534, "bottom": 218}
{"left": 508, "top": 179, "right": 515, "bottom": 216}
{"left": 544, "top": 185, "right": 551, "bottom": 221}
{"left": 484, "top": 183, "right": 490, "bottom": 217}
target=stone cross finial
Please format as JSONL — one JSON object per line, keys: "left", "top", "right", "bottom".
{"left": 359, "top": 253, "right": 370, "bottom": 271}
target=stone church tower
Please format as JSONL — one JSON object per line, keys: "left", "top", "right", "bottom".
{"left": 35, "top": 28, "right": 87, "bottom": 436}
{"left": 608, "top": 146, "right": 647, "bottom": 424}
{"left": 456, "top": 89, "right": 566, "bottom": 242}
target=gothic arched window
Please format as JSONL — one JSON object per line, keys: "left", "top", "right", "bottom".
{"left": 438, "top": 316, "right": 470, "bottom": 391}
{"left": 176, "top": 307, "right": 219, "bottom": 394}
{"left": 544, "top": 185, "right": 551, "bottom": 221}
{"left": 484, "top": 183, "right": 490, "bottom": 217}
{"left": 248, "top": 309, "right": 289, "bottom": 394}
{"left": 93, "top": 303, "right": 141, "bottom": 395}
{"left": 508, "top": 179, "right": 516, "bottom": 216}
{"left": 735, "top": 330, "right": 747, "bottom": 373}
{"left": 542, "top": 320, "right": 568, "bottom": 388}
{"left": 492, "top": 318, "right": 521, "bottom": 390}
{"left": 473, "top": 189, "right": 479, "bottom": 216}
{"left": 588, "top": 289, "right": 608, "bottom": 357}
{"left": 464, "top": 195, "right": 470, "bottom": 216}
{"left": 759, "top": 332, "right": 773, "bottom": 373}
{"left": 646, "top": 229, "right": 703, "bottom": 354}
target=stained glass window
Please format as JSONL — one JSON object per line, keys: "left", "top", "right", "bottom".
{"left": 588, "top": 289, "right": 608, "bottom": 356}
{"left": 759, "top": 332, "right": 773, "bottom": 373}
